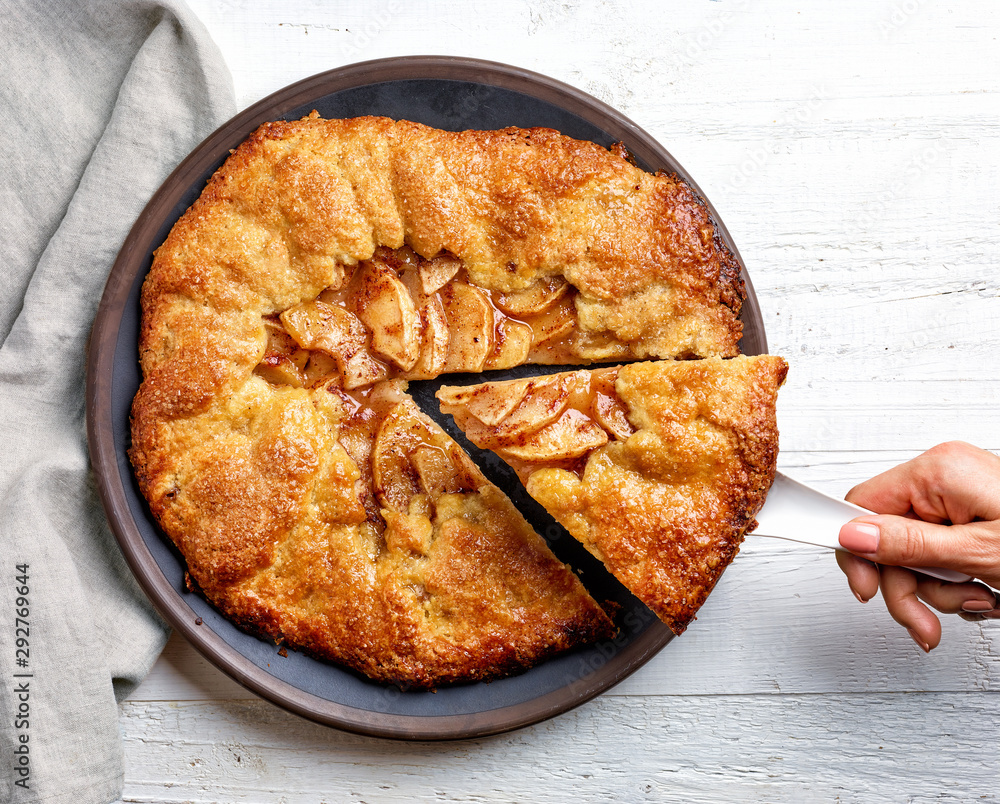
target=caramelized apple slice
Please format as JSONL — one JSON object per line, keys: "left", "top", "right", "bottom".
{"left": 255, "top": 357, "right": 306, "bottom": 387}
{"left": 337, "top": 352, "right": 388, "bottom": 391}
{"left": 591, "top": 370, "right": 635, "bottom": 441}
{"left": 302, "top": 351, "right": 340, "bottom": 386}
{"left": 255, "top": 319, "right": 309, "bottom": 386}
{"left": 498, "top": 409, "right": 608, "bottom": 463}
{"left": 419, "top": 253, "right": 462, "bottom": 295}
{"left": 410, "top": 445, "right": 454, "bottom": 498}
{"left": 440, "top": 282, "right": 494, "bottom": 372}
{"left": 491, "top": 376, "right": 571, "bottom": 440}
{"left": 261, "top": 317, "right": 308, "bottom": 360}
{"left": 484, "top": 317, "right": 533, "bottom": 370}
{"left": 593, "top": 392, "right": 634, "bottom": 441}
{"left": 355, "top": 261, "right": 421, "bottom": 371}
{"left": 436, "top": 378, "right": 532, "bottom": 426}
{"left": 372, "top": 402, "right": 430, "bottom": 512}
{"left": 438, "top": 375, "right": 572, "bottom": 448}
{"left": 410, "top": 296, "right": 450, "bottom": 379}
{"left": 334, "top": 400, "right": 380, "bottom": 505}
{"left": 373, "top": 401, "right": 482, "bottom": 513}
{"left": 280, "top": 300, "right": 387, "bottom": 390}
{"left": 410, "top": 445, "right": 478, "bottom": 498}
{"left": 495, "top": 276, "right": 569, "bottom": 316}
{"left": 279, "top": 300, "right": 343, "bottom": 351}
{"left": 528, "top": 294, "right": 577, "bottom": 353}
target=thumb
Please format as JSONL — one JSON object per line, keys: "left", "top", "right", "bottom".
{"left": 838, "top": 515, "right": 985, "bottom": 573}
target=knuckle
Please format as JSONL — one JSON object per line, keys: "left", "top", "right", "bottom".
{"left": 922, "top": 441, "right": 977, "bottom": 476}
{"left": 927, "top": 440, "right": 973, "bottom": 460}
{"left": 878, "top": 565, "right": 914, "bottom": 602}
{"left": 964, "top": 522, "right": 1000, "bottom": 571}
{"left": 926, "top": 440, "right": 995, "bottom": 477}
{"left": 892, "top": 520, "right": 929, "bottom": 564}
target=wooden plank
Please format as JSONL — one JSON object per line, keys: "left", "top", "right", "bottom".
{"left": 132, "top": 632, "right": 251, "bottom": 702}
{"left": 120, "top": 694, "right": 1000, "bottom": 803}
{"left": 189, "top": 2, "right": 1000, "bottom": 113}
{"left": 618, "top": 545, "right": 999, "bottom": 696}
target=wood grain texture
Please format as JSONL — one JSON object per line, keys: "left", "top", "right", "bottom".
{"left": 124, "top": 0, "right": 1000, "bottom": 800}
{"left": 119, "top": 695, "right": 1000, "bottom": 803}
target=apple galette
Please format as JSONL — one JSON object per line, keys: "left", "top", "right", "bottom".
{"left": 437, "top": 356, "right": 788, "bottom": 634}
{"left": 130, "top": 113, "right": 762, "bottom": 687}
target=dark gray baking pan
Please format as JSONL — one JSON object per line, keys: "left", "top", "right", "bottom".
{"left": 86, "top": 56, "right": 766, "bottom": 740}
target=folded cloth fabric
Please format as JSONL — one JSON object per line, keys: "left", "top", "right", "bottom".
{"left": 0, "top": 2, "right": 235, "bottom": 801}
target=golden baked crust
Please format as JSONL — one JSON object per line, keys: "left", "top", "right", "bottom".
{"left": 130, "top": 114, "right": 751, "bottom": 685}
{"left": 438, "top": 356, "right": 788, "bottom": 634}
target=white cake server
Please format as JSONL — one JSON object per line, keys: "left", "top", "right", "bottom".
{"left": 753, "top": 472, "right": 973, "bottom": 584}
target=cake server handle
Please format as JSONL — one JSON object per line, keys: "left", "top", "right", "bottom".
{"left": 753, "top": 471, "right": 973, "bottom": 584}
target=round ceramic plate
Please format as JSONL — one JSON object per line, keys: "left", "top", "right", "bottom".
{"left": 86, "top": 56, "right": 766, "bottom": 740}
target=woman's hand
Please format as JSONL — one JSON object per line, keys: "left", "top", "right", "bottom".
{"left": 836, "top": 441, "right": 1000, "bottom": 652}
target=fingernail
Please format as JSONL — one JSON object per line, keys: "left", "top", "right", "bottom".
{"left": 962, "top": 599, "right": 996, "bottom": 613}
{"left": 839, "top": 522, "right": 880, "bottom": 554}
{"left": 852, "top": 589, "right": 868, "bottom": 604}
{"left": 907, "top": 629, "right": 931, "bottom": 653}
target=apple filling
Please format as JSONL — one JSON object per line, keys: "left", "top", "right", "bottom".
{"left": 287, "top": 376, "right": 490, "bottom": 542}
{"left": 436, "top": 367, "right": 635, "bottom": 483}
{"left": 253, "top": 246, "right": 627, "bottom": 391}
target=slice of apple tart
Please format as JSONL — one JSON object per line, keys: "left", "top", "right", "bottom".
{"left": 437, "top": 356, "right": 788, "bottom": 635}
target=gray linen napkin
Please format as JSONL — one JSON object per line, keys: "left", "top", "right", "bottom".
{"left": 0, "top": 2, "right": 235, "bottom": 801}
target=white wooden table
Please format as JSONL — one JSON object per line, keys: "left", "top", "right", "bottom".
{"left": 121, "top": 2, "right": 1000, "bottom": 800}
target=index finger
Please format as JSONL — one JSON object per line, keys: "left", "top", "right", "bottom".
{"left": 879, "top": 565, "right": 941, "bottom": 652}
{"left": 845, "top": 442, "right": 1000, "bottom": 524}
